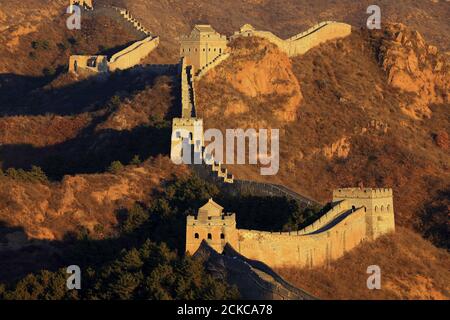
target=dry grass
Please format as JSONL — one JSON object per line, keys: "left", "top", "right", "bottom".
{"left": 277, "top": 228, "right": 450, "bottom": 300}
{"left": 0, "top": 114, "right": 91, "bottom": 147}
{"left": 0, "top": 156, "right": 189, "bottom": 241}
{"left": 118, "top": 0, "right": 450, "bottom": 62}
{"left": 196, "top": 29, "right": 450, "bottom": 237}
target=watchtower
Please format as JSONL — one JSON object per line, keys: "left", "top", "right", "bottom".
{"left": 69, "top": 0, "right": 93, "bottom": 9}
{"left": 170, "top": 118, "right": 204, "bottom": 164}
{"left": 186, "top": 199, "right": 238, "bottom": 254}
{"left": 180, "top": 25, "right": 228, "bottom": 74}
{"left": 333, "top": 188, "right": 395, "bottom": 240}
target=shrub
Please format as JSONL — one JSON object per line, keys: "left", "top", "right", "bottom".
{"left": 57, "top": 42, "right": 68, "bottom": 51}
{"left": 118, "top": 204, "right": 149, "bottom": 234}
{"left": 43, "top": 67, "right": 56, "bottom": 77}
{"left": 41, "top": 40, "right": 50, "bottom": 50}
{"left": 130, "top": 155, "right": 141, "bottom": 165}
{"left": 67, "top": 37, "right": 77, "bottom": 46}
{"left": 29, "top": 166, "right": 49, "bottom": 183}
{"left": 108, "top": 161, "right": 124, "bottom": 174}
{"left": 29, "top": 52, "right": 37, "bottom": 60}
{"left": 4, "top": 166, "right": 48, "bottom": 183}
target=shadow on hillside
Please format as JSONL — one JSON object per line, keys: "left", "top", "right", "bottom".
{"left": 0, "top": 220, "right": 136, "bottom": 283}
{"left": 0, "top": 64, "right": 179, "bottom": 117}
{"left": 0, "top": 188, "right": 313, "bottom": 285}
{"left": 0, "top": 223, "right": 61, "bottom": 283}
{"left": 0, "top": 124, "right": 171, "bottom": 179}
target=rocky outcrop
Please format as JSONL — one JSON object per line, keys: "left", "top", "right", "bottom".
{"left": 198, "top": 37, "right": 302, "bottom": 124}
{"left": 323, "top": 136, "right": 351, "bottom": 160}
{"left": 378, "top": 23, "right": 449, "bottom": 119}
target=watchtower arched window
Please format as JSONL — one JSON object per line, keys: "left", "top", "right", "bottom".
{"left": 220, "top": 233, "right": 225, "bottom": 239}
{"left": 374, "top": 206, "right": 378, "bottom": 212}
{"left": 194, "top": 233, "right": 199, "bottom": 239}
{"left": 207, "top": 233, "right": 212, "bottom": 240}
{"left": 381, "top": 205, "right": 384, "bottom": 212}
{"left": 387, "top": 205, "right": 390, "bottom": 212}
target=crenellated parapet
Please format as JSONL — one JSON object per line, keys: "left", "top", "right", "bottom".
{"left": 186, "top": 188, "right": 395, "bottom": 269}
{"left": 69, "top": 0, "right": 93, "bottom": 10}
{"left": 232, "top": 21, "right": 352, "bottom": 57}
{"left": 333, "top": 187, "right": 393, "bottom": 199}
{"left": 69, "top": 6, "right": 159, "bottom": 75}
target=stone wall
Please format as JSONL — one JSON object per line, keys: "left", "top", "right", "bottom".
{"left": 186, "top": 188, "right": 395, "bottom": 269}
{"left": 109, "top": 36, "right": 160, "bottom": 71}
{"left": 113, "top": 7, "right": 151, "bottom": 36}
{"left": 68, "top": 55, "right": 108, "bottom": 73}
{"left": 69, "top": 6, "right": 158, "bottom": 75}
{"left": 196, "top": 53, "right": 230, "bottom": 79}
{"left": 70, "top": 0, "right": 93, "bottom": 9}
{"left": 232, "top": 21, "right": 352, "bottom": 57}
{"left": 196, "top": 243, "right": 316, "bottom": 300}
{"left": 180, "top": 25, "right": 228, "bottom": 73}
{"left": 236, "top": 207, "right": 366, "bottom": 268}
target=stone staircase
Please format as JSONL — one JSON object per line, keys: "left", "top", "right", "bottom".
{"left": 196, "top": 53, "right": 230, "bottom": 79}
{"left": 111, "top": 6, "right": 152, "bottom": 37}
{"left": 205, "top": 152, "right": 234, "bottom": 183}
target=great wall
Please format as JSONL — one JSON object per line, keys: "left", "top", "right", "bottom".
{"left": 231, "top": 21, "right": 352, "bottom": 56}
{"left": 66, "top": 2, "right": 395, "bottom": 273}
{"left": 68, "top": 4, "right": 159, "bottom": 74}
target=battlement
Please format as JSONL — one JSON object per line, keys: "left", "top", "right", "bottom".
{"left": 69, "top": 6, "right": 158, "bottom": 75}
{"left": 187, "top": 213, "right": 236, "bottom": 226}
{"left": 232, "top": 21, "right": 351, "bottom": 57}
{"left": 180, "top": 25, "right": 228, "bottom": 73}
{"left": 70, "top": 0, "right": 93, "bottom": 9}
{"left": 333, "top": 187, "right": 393, "bottom": 199}
{"left": 186, "top": 199, "right": 238, "bottom": 253}
{"left": 172, "top": 117, "right": 203, "bottom": 127}
{"left": 69, "top": 55, "right": 108, "bottom": 73}
{"left": 186, "top": 190, "right": 395, "bottom": 267}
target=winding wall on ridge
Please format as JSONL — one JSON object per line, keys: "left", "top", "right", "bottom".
{"left": 232, "top": 21, "right": 352, "bottom": 56}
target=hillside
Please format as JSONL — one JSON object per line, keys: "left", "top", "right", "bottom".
{"left": 196, "top": 25, "right": 449, "bottom": 248}
{"left": 277, "top": 228, "right": 450, "bottom": 300}
{"left": 2, "top": 0, "right": 449, "bottom": 71}
{"left": 0, "top": 0, "right": 448, "bottom": 300}
{"left": 116, "top": 0, "right": 450, "bottom": 62}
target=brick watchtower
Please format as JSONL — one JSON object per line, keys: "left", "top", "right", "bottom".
{"left": 333, "top": 188, "right": 395, "bottom": 240}
{"left": 186, "top": 199, "right": 238, "bottom": 254}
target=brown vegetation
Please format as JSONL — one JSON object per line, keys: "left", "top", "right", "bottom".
{"left": 277, "top": 228, "right": 450, "bottom": 300}
{"left": 0, "top": 157, "right": 188, "bottom": 242}
{"left": 118, "top": 0, "right": 450, "bottom": 62}
{"left": 197, "top": 37, "right": 302, "bottom": 127}
{"left": 196, "top": 27, "right": 450, "bottom": 239}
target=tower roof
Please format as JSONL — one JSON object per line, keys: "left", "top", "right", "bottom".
{"left": 193, "top": 25, "right": 217, "bottom": 34}
{"left": 198, "top": 198, "right": 224, "bottom": 219}
{"left": 182, "top": 24, "right": 226, "bottom": 41}
{"left": 240, "top": 24, "right": 256, "bottom": 32}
